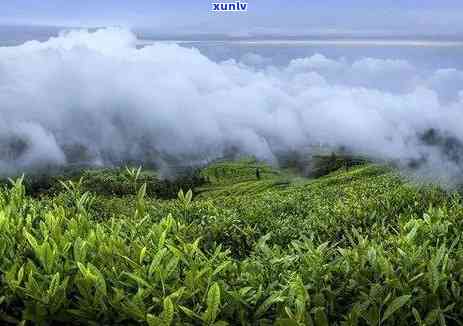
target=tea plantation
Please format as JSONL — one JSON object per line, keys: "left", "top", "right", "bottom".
{"left": 0, "top": 160, "right": 462, "bottom": 325}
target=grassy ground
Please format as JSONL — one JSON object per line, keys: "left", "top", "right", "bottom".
{"left": 0, "top": 160, "right": 461, "bottom": 325}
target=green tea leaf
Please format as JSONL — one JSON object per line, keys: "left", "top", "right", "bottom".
{"left": 203, "top": 282, "right": 221, "bottom": 324}
{"left": 381, "top": 295, "right": 411, "bottom": 322}
{"left": 162, "top": 296, "right": 174, "bottom": 325}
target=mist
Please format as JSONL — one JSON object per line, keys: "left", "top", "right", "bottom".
{"left": 1, "top": 28, "right": 463, "bottom": 183}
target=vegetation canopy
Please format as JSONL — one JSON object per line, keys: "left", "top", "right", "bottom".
{"left": 0, "top": 158, "right": 462, "bottom": 325}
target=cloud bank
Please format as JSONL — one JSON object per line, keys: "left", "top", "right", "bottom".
{"left": 1, "top": 28, "right": 463, "bottom": 183}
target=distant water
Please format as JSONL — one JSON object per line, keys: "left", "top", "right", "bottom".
{"left": 2, "top": 25, "right": 463, "bottom": 70}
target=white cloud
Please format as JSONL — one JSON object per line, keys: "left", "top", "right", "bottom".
{"left": 1, "top": 28, "right": 463, "bottom": 182}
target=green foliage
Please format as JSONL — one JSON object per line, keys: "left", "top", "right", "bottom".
{"left": 1, "top": 166, "right": 207, "bottom": 200}
{"left": 1, "top": 163, "right": 463, "bottom": 325}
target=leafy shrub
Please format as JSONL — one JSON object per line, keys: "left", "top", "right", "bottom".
{"left": 0, "top": 164, "right": 463, "bottom": 325}
{"left": 1, "top": 166, "right": 207, "bottom": 200}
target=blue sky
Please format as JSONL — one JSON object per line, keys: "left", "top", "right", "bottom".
{"left": 2, "top": 0, "right": 463, "bottom": 36}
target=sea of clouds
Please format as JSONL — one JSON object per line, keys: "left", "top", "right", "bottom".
{"left": 1, "top": 28, "right": 463, "bottom": 182}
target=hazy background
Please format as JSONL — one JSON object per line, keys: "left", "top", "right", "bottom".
{"left": 1, "top": 1, "right": 463, "bottom": 184}
{"left": 2, "top": 0, "right": 463, "bottom": 37}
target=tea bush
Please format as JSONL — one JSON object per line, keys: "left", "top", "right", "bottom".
{"left": 0, "top": 163, "right": 463, "bottom": 325}
{"left": 1, "top": 166, "right": 207, "bottom": 200}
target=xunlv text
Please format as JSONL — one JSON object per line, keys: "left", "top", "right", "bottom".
{"left": 212, "top": 2, "right": 248, "bottom": 11}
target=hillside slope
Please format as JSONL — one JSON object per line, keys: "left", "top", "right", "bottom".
{"left": 0, "top": 161, "right": 461, "bottom": 325}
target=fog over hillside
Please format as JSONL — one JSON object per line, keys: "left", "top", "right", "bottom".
{"left": 1, "top": 28, "right": 463, "bottom": 183}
